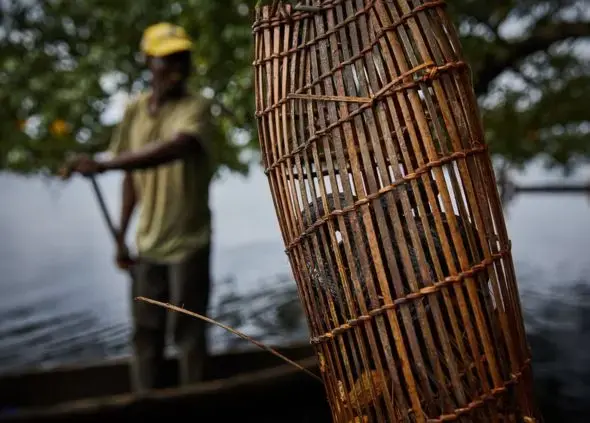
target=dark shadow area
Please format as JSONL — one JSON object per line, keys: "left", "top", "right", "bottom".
{"left": 524, "top": 282, "right": 590, "bottom": 422}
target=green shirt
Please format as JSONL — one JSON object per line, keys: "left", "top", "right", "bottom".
{"left": 108, "top": 91, "right": 213, "bottom": 264}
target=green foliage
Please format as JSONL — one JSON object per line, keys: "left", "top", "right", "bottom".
{"left": 0, "top": 0, "right": 588, "bottom": 176}
{"left": 450, "top": 0, "right": 590, "bottom": 171}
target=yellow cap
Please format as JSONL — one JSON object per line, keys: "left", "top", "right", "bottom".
{"left": 140, "top": 23, "right": 193, "bottom": 57}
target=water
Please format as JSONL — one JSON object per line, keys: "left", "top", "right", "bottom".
{"left": 0, "top": 169, "right": 297, "bottom": 373}
{"left": 0, "top": 162, "right": 589, "bottom": 417}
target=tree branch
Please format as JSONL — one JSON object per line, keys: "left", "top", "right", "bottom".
{"left": 474, "top": 20, "right": 590, "bottom": 95}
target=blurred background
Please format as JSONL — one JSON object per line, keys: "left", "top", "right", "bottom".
{"left": 1, "top": 0, "right": 589, "bottom": 421}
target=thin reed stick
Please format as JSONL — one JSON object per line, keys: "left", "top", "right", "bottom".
{"left": 135, "top": 296, "right": 322, "bottom": 382}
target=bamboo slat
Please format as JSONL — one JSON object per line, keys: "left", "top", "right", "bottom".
{"left": 252, "top": 1, "right": 541, "bottom": 422}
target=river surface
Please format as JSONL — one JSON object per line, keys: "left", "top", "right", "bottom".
{"left": 0, "top": 161, "right": 589, "bottom": 407}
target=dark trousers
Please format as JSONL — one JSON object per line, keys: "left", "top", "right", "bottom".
{"left": 130, "top": 245, "right": 211, "bottom": 393}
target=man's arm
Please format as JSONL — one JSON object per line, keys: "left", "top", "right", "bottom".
{"left": 100, "top": 132, "right": 203, "bottom": 172}
{"left": 64, "top": 97, "right": 210, "bottom": 176}
{"left": 106, "top": 97, "right": 136, "bottom": 246}
{"left": 101, "top": 97, "right": 210, "bottom": 172}
{"left": 117, "top": 171, "right": 136, "bottom": 243}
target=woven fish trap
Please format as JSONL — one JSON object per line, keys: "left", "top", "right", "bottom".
{"left": 253, "top": 1, "right": 541, "bottom": 422}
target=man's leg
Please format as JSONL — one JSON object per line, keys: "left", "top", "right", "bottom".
{"left": 130, "top": 259, "right": 169, "bottom": 393}
{"left": 168, "top": 245, "right": 211, "bottom": 386}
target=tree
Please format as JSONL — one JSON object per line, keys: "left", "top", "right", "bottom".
{"left": 0, "top": 0, "right": 588, "bottom": 176}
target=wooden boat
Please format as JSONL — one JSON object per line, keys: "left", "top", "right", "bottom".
{"left": 0, "top": 343, "right": 331, "bottom": 422}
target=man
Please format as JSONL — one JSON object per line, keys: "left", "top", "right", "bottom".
{"left": 63, "top": 23, "right": 213, "bottom": 393}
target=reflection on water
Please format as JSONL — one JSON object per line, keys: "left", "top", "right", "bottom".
{"left": 0, "top": 274, "right": 129, "bottom": 371}
{"left": 0, "top": 237, "right": 298, "bottom": 374}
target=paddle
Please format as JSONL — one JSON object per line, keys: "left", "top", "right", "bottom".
{"left": 88, "top": 175, "right": 118, "bottom": 244}
{"left": 59, "top": 164, "right": 136, "bottom": 273}
{"left": 88, "top": 174, "right": 137, "bottom": 272}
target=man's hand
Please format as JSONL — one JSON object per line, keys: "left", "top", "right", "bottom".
{"left": 60, "top": 154, "right": 105, "bottom": 178}
{"left": 115, "top": 235, "right": 135, "bottom": 270}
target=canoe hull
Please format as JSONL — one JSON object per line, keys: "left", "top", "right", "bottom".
{"left": 0, "top": 344, "right": 314, "bottom": 408}
{"left": 1, "top": 356, "right": 330, "bottom": 423}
